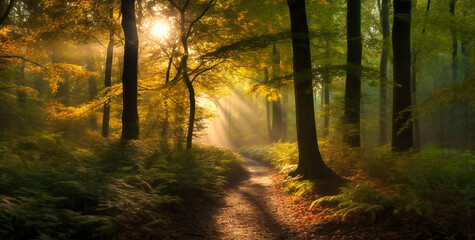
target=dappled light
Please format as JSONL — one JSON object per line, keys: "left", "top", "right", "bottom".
{"left": 0, "top": 0, "right": 473, "bottom": 239}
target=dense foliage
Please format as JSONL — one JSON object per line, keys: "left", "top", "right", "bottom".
{"left": 241, "top": 141, "right": 474, "bottom": 220}
{"left": 0, "top": 134, "right": 243, "bottom": 239}
{"left": 0, "top": 0, "right": 473, "bottom": 238}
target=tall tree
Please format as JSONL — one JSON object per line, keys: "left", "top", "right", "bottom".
{"left": 264, "top": 68, "right": 272, "bottom": 141}
{"left": 322, "top": 38, "right": 331, "bottom": 138}
{"left": 287, "top": 0, "right": 337, "bottom": 180}
{"left": 102, "top": 4, "right": 115, "bottom": 138}
{"left": 121, "top": 0, "right": 140, "bottom": 140}
{"left": 392, "top": 0, "right": 413, "bottom": 151}
{"left": 343, "top": 0, "right": 362, "bottom": 147}
{"left": 271, "top": 44, "right": 283, "bottom": 142}
{"left": 378, "top": 0, "right": 390, "bottom": 146}
{"left": 411, "top": 0, "right": 431, "bottom": 149}
{"left": 168, "top": 0, "right": 216, "bottom": 149}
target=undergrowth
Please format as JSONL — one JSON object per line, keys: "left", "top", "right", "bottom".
{"left": 240, "top": 140, "right": 475, "bottom": 221}
{"left": 0, "top": 134, "right": 244, "bottom": 239}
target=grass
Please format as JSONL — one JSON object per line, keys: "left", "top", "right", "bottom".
{"left": 0, "top": 134, "right": 244, "bottom": 239}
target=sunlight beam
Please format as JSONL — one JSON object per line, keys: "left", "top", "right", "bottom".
{"left": 150, "top": 21, "right": 170, "bottom": 39}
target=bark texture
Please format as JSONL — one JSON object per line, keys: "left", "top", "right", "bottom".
{"left": 271, "top": 45, "right": 283, "bottom": 142}
{"left": 379, "top": 0, "right": 390, "bottom": 146}
{"left": 102, "top": 33, "right": 114, "bottom": 138}
{"left": 343, "top": 0, "right": 362, "bottom": 147}
{"left": 287, "top": 0, "right": 337, "bottom": 180}
{"left": 392, "top": 0, "right": 413, "bottom": 151}
{"left": 121, "top": 0, "right": 140, "bottom": 140}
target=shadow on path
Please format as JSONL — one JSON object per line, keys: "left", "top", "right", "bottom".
{"left": 168, "top": 157, "right": 302, "bottom": 239}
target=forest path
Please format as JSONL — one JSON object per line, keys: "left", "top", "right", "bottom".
{"left": 168, "top": 157, "right": 473, "bottom": 240}
{"left": 211, "top": 157, "right": 301, "bottom": 239}
{"left": 170, "top": 157, "right": 310, "bottom": 239}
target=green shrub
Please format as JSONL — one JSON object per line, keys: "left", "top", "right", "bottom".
{"left": 311, "top": 183, "right": 385, "bottom": 222}
{"left": 0, "top": 135, "right": 244, "bottom": 239}
{"left": 240, "top": 141, "right": 475, "bottom": 220}
{"left": 283, "top": 176, "right": 316, "bottom": 197}
{"left": 240, "top": 143, "right": 297, "bottom": 174}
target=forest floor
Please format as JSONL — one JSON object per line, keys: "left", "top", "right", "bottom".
{"left": 167, "top": 157, "right": 473, "bottom": 240}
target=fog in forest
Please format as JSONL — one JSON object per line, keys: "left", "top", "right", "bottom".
{"left": 0, "top": 0, "right": 473, "bottom": 239}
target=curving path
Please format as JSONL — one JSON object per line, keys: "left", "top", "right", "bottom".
{"left": 170, "top": 157, "right": 310, "bottom": 239}
{"left": 212, "top": 157, "right": 300, "bottom": 239}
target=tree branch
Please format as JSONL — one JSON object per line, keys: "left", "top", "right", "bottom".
{"left": 165, "top": 48, "right": 175, "bottom": 84}
{"left": 167, "top": 0, "right": 181, "bottom": 11}
{"left": 92, "top": 36, "right": 107, "bottom": 49}
{"left": 186, "top": 0, "right": 215, "bottom": 38}
{"left": 182, "top": 0, "right": 191, "bottom": 12}
{"left": 189, "top": 61, "right": 205, "bottom": 75}
{"left": 0, "top": 55, "right": 44, "bottom": 68}
{"left": 191, "top": 60, "right": 223, "bottom": 83}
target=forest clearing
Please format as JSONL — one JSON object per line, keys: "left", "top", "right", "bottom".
{"left": 0, "top": 0, "right": 474, "bottom": 239}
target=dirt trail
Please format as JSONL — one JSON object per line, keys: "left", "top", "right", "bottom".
{"left": 212, "top": 157, "right": 301, "bottom": 239}
{"left": 170, "top": 157, "right": 307, "bottom": 239}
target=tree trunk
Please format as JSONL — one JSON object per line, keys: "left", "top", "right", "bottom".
{"left": 120, "top": 0, "right": 140, "bottom": 140}
{"left": 323, "top": 79, "right": 330, "bottom": 138}
{"left": 411, "top": 52, "right": 420, "bottom": 149}
{"left": 287, "top": 0, "right": 338, "bottom": 180}
{"left": 185, "top": 74, "right": 195, "bottom": 149}
{"left": 448, "top": 0, "right": 458, "bottom": 148}
{"left": 323, "top": 39, "right": 331, "bottom": 138}
{"left": 271, "top": 45, "right": 283, "bottom": 142}
{"left": 379, "top": 0, "right": 389, "bottom": 146}
{"left": 177, "top": 8, "right": 195, "bottom": 149}
{"left": 343, "top": 0, "right": 362, "bottom": 147}
{"left": 266, "top": 98, "right": 272, "bottom": 142}
{"left": 282, "top": 90, "right": 288, "bottom": 142}
{"left": 102, "top": 33, "right": 114, "bottom": 138}
{"left": 392, "top": 0, "right": 413, "bottom": 151}
{"left": 411, "top": 0, "right": 430, "bottom": 149}
{"left": 271, "top": 97, "right": 282, "bottom": 142}
{"left": 264, "top": 68, "right": 272, "bottom": 142}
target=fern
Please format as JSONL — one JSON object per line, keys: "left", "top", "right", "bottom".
{"left": 310, "top": 183, "right": 385, "bottom": 221}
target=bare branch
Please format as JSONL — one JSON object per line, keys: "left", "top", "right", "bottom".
{"left": 186, "top": 0, "right": 215, "bottom": 38}
{"left": 167, "top": 95, "right": 185, "bottom": 111}
{"left": 165, "top": 48, "right": 175, "bottom": 84}
{"left": 92, "top": 36, "right": 107, "bottom": 49}
{"left": 183, "top": 0, "right": 191, "bottom": 12}
{"left": 190, "top": 61, "right": 205, "bottom": 75}
{"left": 191, "top": 60, "right": 223, "bottom": 83}
{"left": 167, "top": 0, "right": 181, "bottom": 11}
{"left": 168, "top": 54, "right": 189, "bottom": 85}
{"left": 0, "top": 55, "right": 44, "bottom": 68}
